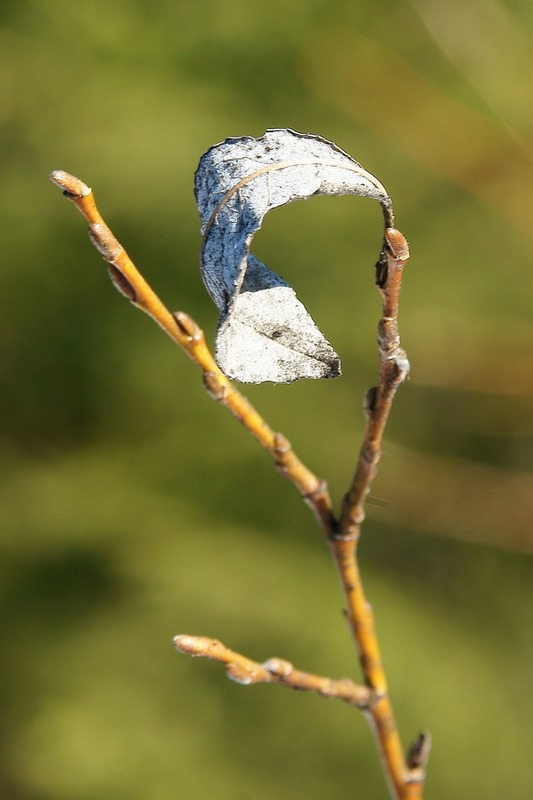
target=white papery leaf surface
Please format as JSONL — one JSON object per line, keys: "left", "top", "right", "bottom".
{"left": 195, "top": 129, "right": 391, "bottom": 383}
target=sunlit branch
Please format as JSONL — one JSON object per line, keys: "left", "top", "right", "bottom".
{"left": 174, "top": 635, "right": 373, "bottom": 706}
{"left": 50, "top": 169, "right": 426, "bottom": 800}
{"left": 49, "top": 170, "right": 335, "bottom": 535}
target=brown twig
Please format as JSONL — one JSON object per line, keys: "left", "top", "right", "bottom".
{"left": 48, "top": 170, "right": 335, "bottom": 535}
{"left": 174, "top": 635, "right": 373, "bottom": 706}
{"left": 328, "top": 226, "right": 419, "bottom": 800}
{"left": 341, "top": 226, "right": 411, "bottom": 537}
{"left": 50, "top": 170, "right": 428, "bottom": 799}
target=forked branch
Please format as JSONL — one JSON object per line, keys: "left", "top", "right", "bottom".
{"left": 50, "top": 168, "right": 428, "bottom": 799}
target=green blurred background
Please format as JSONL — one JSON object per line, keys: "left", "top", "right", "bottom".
{"left": 1, "top": 1, "right": 533, "bottom": 797}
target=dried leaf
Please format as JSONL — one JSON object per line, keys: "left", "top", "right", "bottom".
{"left": 195, "top": 129, "right": 392, "bottom": 383}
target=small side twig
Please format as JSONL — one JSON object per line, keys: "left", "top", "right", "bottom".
{"left": 174, "top": 635, "right": 373, "bottom": 707}
{"left": 50, "top": 170, "right": 427, "bottom": 800}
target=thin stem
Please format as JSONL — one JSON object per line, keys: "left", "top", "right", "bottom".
{"left": 174, "top": 635, "right": 373, "bottom": 707}
{"left": 341, "top": 228, "right": 410, "bottom": 536}
{"left": 49, "top": 170, "right": 335, "bottom": 536}
{"left": 329, "top": 537, "right": 424, "bottom": 800}
{"left": 330, "top": 227, "right": 422, "bottom": 799}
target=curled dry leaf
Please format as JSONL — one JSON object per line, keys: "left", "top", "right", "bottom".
{"left": 195, "top": 129, "right": 392, "bottom": 383}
